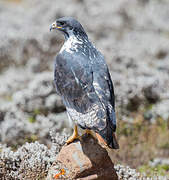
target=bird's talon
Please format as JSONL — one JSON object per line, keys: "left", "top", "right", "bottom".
{"left": 66, "top": 125, "right": 81, "bottom": 144}
{"left": 66, "top": 135, "right": 81, "bottom": 144}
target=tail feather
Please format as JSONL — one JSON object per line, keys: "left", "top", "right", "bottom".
{"left": 108, "top": 132, "right": 119, "bottom": 149}
{"left": 104, "top": 106, "right": 119, "bottom": 149}
{"left": 96, "top": 129, "right": 119, "bottom": 149}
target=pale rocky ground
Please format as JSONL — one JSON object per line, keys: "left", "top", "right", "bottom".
{"left": 0, "top": 0, "right": 169, "bottom": 179}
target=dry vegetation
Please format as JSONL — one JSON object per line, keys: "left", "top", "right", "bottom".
{"left": 0, "top": 0, "right": 169, "bottom": 179}
{"left": 111, "top": 109, "right": 169, "bottom": 177}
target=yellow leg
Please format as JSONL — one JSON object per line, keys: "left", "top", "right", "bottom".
{"left": 85, "top": 129, "right": 92, "bottom": 135}
{"left": 82, "top": 129, "right": 95, "bottom": 137}
{"left": 66, "top": 125, "right": 81, "bottom": 144}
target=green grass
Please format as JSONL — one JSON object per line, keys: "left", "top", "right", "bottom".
{"left": 28, "top": 109, "right": 42, "bottom": 123}
{"left": 28, "top": 116, "right": 36, "bottom": 123}
{"left": 25, "top": 134, "right": 38, "bottom": 143}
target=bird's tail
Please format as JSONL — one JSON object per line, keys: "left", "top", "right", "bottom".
{"left": 108, "top": 132, "right": 119, "bottom": 149}
{"left": 95, "top": 107, "right": 119, "bottom": 149}
{"left": 96, "top": 127, "right": 119, "bottom": 149}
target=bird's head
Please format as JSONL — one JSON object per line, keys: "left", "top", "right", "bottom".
{"left": 50, "top": 17, "right": 87, "bottom": 39}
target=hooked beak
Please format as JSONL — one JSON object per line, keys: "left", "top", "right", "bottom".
{"left": 50, "top": 22, "right": 62, "bottom": 31}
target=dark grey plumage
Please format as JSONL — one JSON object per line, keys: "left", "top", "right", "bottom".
{"left": 50, "top": 17, "right": 119, "bottom": 149}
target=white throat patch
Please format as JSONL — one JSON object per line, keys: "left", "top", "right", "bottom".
{"left": 60, "top": 35, "right": 83, "bottom": 54}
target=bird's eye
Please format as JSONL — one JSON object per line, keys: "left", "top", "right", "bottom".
{"left": 59, "top": 22, "right": 65, "bottom": 26}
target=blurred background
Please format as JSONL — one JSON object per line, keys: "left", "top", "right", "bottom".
{"left": 0, "top": 0, "right": 169, "bottom": 178}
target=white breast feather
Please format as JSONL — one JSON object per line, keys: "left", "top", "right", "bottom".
{"left": 60, "top": 35, "right": 82, "bottom": 54}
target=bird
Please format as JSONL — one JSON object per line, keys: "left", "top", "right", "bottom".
{"left": 50, "top": 17, "right": 119, "bottom": 149}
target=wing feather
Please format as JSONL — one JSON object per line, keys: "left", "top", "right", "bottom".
{"left": 92, "top": 62, "right": 116, "bottom": 132}
{"left": 54, "top": 52, "right": 116, "bottom": 132}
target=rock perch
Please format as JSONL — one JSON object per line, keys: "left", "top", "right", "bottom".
{"left": 47, "top": 135, "right": 118, "bottom": 180}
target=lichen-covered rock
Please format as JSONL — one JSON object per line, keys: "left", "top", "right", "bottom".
{"left": 47, "top": 135, "right": 118, "bottom": 180}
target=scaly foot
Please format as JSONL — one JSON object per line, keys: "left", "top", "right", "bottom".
{"left": 66, "top": 125, "right": 81, "bottom": 144}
